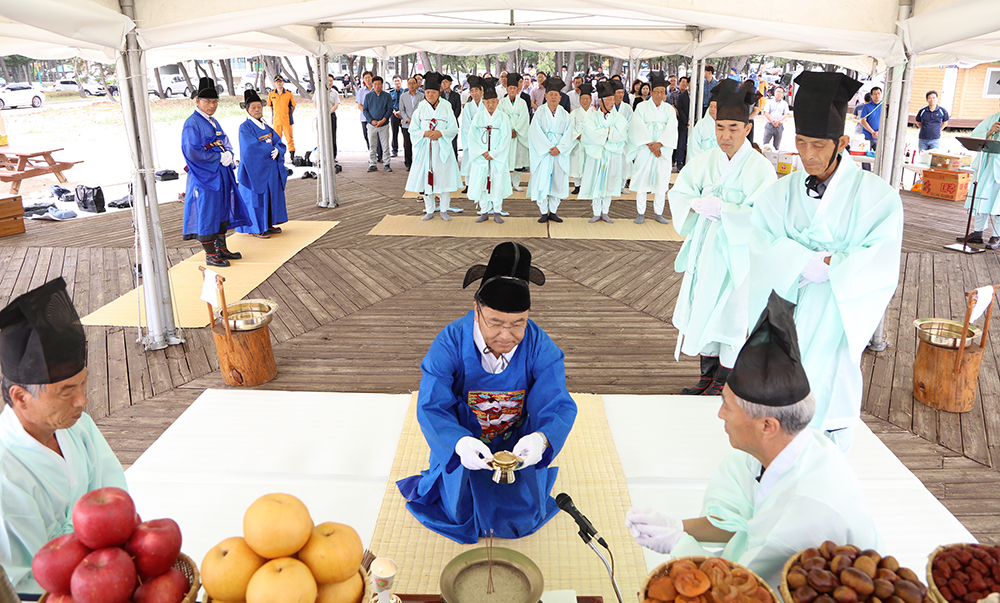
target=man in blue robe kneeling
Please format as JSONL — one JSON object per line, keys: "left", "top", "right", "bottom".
{"left": 236, "top": 89, "right": 288, "bottom": 239}
{"left": 397, "top": 242, "right": 578, "bottom": 544}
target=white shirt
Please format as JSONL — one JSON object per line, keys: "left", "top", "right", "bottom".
{"left": 250, "top": 116, "right": 267, "bottom": 130}
{"left": 756, "top": 428, "right": 810, "bottom": 502}
{"left": 473, "top": 319, "right": 518, "bottom": 374}
{"left": 195, "top": 107, "right": 216, "bottom": 125}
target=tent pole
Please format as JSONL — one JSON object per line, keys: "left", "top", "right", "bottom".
{"left": 689, "top": 56, "right": 699, "bottom": 132}
{"left": 114, "top": 51, "right": 165, "bottom": 350}
{"left": 889, "top": 0, "right": 915, "bottom": 191}
{"left": 692, "top": 29, "right": 703, "bottom": 124}
{"left": 316, "top": 25, "right": 338, "bottom": 207}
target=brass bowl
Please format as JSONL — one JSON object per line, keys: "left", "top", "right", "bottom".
{"left": 913, "top": 318, "right": 982, "bottom": 349}
{"left": 440, "top": 547, "right": 543, "bottom": 603}
{"left": 216, "top": 299, "right": 278, "bottom": 331}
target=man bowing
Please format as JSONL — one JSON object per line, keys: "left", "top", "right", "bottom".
{"left": 236, "top": 89, "right": 288, "bottom": 239}
{"left": 398, "top": 242, "right": 577, "bottom": 544}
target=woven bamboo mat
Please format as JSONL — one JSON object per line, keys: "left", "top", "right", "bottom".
{"left": 368, "top": 393, "right": 648, "bottom": 602}
{"left": 548, "top": 217, "right": 684, "bottom": 241}
{"left": 366, "top": 215, "right": 549, "bottom": 238}
{"left": 81, "top": 221, "right": 337, "bottom": 328}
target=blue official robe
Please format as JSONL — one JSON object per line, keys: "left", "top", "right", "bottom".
{"left": 181, "top": 111, "right": 249, "bottom": 239}
{"left": 236, "top": 118, "right": 288, "bottom": 235}
{"left": 397, "top": 311, "right": 577, "bottom": 544}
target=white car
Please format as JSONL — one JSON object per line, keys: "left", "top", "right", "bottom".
{"left": 0, "top": 83, "right": 45, "bottom": 109}
{"left": 52, "top": 79, "right": 107, "bottom": 96}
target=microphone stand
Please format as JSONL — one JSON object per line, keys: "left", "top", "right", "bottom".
{"left": 574, "top": 528, "right": 623, "bottom": 603}
{"left": 944, "top": 134, "right": 1000, "bottom": 254}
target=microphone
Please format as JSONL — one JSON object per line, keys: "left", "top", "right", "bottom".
{"left": 556, "top": 493, "right": 608, "bottom": 547}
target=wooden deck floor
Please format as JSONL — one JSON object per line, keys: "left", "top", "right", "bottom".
{"left": 2, "top": 158, "right": 999, "bottom": 543}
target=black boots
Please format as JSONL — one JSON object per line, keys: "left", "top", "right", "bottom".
{"left": 202, "top": 241, "right": 229, "bottom": 267}
{"left": 703, "top": 366, "right": 731, "bottom": 396}
{"left": 215, "top": 236, "right": 242, "bottom": 260}
{"left": 681, "top": 355, "right": 719, "bottom": 395}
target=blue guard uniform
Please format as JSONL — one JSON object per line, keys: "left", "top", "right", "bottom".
{"left": 236, "top": 89, "right": 288, "bottom": 236}
{"left": 398, "top": 243, "right": 577, "bottom": 544}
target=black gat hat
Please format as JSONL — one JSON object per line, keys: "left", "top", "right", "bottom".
{"left": 463, "top": 242, "right": 545, "bottom": 313}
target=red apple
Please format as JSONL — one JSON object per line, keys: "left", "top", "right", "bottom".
{"left": 70, "top": 547, "right": 137, "bottom": 603}
{"left": 31, "top": 533, "right": 91, "bottom": 595}
{"left": 72, "top": 487, "right": 137, "bottom": 549}
{"left": 132, "top": 567, "right": 189, "bottom": 603}
{"left": 125, "top": 518, "right": 182, "bottom": 579}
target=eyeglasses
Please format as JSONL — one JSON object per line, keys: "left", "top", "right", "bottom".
{"left": 476, "top": 306, "right": 527, "bottom": 335}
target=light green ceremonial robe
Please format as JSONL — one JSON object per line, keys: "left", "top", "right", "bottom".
{"left": 689, "top": 114, "right": 720, "bottom": 160}
{"left": 670, "top": 139, "right": 777, "bottom": 365}
{"left": 460, "top": 98, "right": 484, "bottom": 178}
{"left": 627, "top": 99, "right": 679, "bottom": 195}
{"left": 748, "top": 151, "right": 903, "bottom": 431}
{"left": 967, "top": 112, "right": 1000, "bottom": 214}
{"left": 466, "top": 107, "right": 513, "bottom": 211}
{"left": 672, "top": 429, "right": 882, "bottom": 594}
{"left": 498, "top": 94, "right": 530, "bottom": 169}
{"left": 528, "top": 104, "right": 574, "bottom": 201}
{"left": 569, "top": 106, "right": 593, "bottom": 178}
{"left": 404, "top": 99, "right": 462, "bottom": 194}
{"left": 0, "top": 408, "right": 128, "bottom": 593}
{"left": 578, "top": 108, "right": 630, "bottom": 200}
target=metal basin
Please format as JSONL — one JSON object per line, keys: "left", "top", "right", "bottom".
{"left": 217, "top": 299, "right": 278, "bottom": 331}
{"left": 913, "top": 318, "right": 981, "bottom": 349}
{"left": 440, "top": 547, "right": 543, "bottom": 603}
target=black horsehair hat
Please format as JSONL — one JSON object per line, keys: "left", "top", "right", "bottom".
{"left": 597, "top": 81, "right": 616, "bottom": 99}
{"left": 648, "top": 71, "right": 668, "bottom": 91}
{"left": 467, "top": 75, "right": 483, "bottom": 90}
{"left": 423, "top": 72, "right": 443, "bottom": 91}
{"left": 727, "top": 291, "right": 811, "bottom": 407}
{"left": 193, "top": 77, "right": 218, "bottom": 100}
{"left": 543, "top": 78, "right": 564, "bottom": 94}
{"left": 715, "top": 79, "right": 759, "bottom": 123}
{"left": 241, "top": 88, "right": 263, "bottom": 110}
{"left": 505, "top": 72, "right": 522, "bottom": 88}
{"left": 482, "top": 78, "right": 499, "bottom": 100}
{"left": 793, "top": 71, "right": 863, "bottom": 140}
{"left": 579, "top": 82, "right": 594, "bottom": 96}
{"left": 0, "top": 277, "right": 87, "bottom": 385}
{"left": 463, "top": 242, "right": 545, "bottom": 313}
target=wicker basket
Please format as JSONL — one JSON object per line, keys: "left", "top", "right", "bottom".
{"left": 202, "top": 566, "right": 372, "bottom": 603}
{"left": 779, "top": 549, "right": 806, "bottom": 603}
{"left": 639, "top": 556, "right": 779, "bottom": 603}
{"left": 925, "top": 543, "right": 984, "bottom": 603}
{"left": 39, "top": 552, "right": 200, "bottom": 603}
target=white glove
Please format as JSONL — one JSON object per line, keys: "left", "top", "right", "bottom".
{"left": 219, "top": 151, "right": 233, "bottom": 167}
{"left": 625, "top": 507, "right": 686, "bottom": 554}
{"left": 455, "top": 437, "right": 493, "bottom": 471}
{"left": 512, "top": 432, "right": 548, "bottom": 467}
{"left": 270, "top": 148, "right": 279, "bottom": 160}
{"left": 690, "top": 196, "right": 722, "bottom": 221}
{"left": 800, "top": 252, "right": 832, "bottom": 284}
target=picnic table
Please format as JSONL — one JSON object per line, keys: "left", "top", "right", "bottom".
{"left": 0, "top": 147, "right": 82, "bottom": 194}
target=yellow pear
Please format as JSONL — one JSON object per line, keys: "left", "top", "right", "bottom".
{"left": 246, "top": 557, "right": 317, "bottom": 603}
{"left": 201, "top": 536, "right": 267, "bottom": 602}
{"left": 297, "top": 522, "right": 364, "bottom": 584}
{"left": 243, "top": 493, "right": 313, "bottom": 559}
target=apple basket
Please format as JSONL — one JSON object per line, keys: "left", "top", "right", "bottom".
{"left": 39, "top": 552, "right": 200, "bottom": 603}
{"left": 640, "top": 556, "right": 778, "bottom": 603}
{"left": 202, "top": 566, "right": 373, "bottom": 603}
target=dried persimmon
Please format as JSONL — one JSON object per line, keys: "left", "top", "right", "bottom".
{"left": 676, "top": 569, "right": 712, "bottom": 597}
{"left": 648, "top": 576, "right": 678, "bottom": 602}
{"left": 671, "top": 560, "right": 700, "bottom": 579}
{"left": 701, "top": 558, "right": 733, "bottom": 588}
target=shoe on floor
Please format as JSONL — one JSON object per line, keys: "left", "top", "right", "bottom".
{"left": 500, "top": 210, "right": 510, "bottom": 216}
{"left": 421, "top": 212, "right": 434, "bottom": 221}
{"left": 447, "top": 207, "right": 463, "bottom": 213}
{"left": 538, "top": 213, "right": 549, "bottom": 223}
{"left": 270, "top": 226, "right": 282, "bottom": 234}
{"left": 377, "top": 159, "right": 383, "bottom": 163}
{"left": 384, "top": 165, "right": 393, "bottom": 172}
{"left": 572, "top": 186, "right": 580, "bottom": 195}
{"left": 654, "top": 214, "right": 670, "bottom": 224}
{"left": 462, "top": 186, "right": 469, "bottom": 194}
{"left": 548, "top": 213, "right": 563, "bottom": 223}
{"left": 367, "top": 165, "right": 378, "bottom": 172}
{"left": 441, "top": 212, "right": 452, "bottom": 221}
{"left": 588, "top": 215, "right": 601, "bottom": 223}
{"left": 392, "top": 152, "right": 399, "bottom": 157}
{"left": 512, "top": 185, "right": 523, "bottom": 192}
{"left": 476, "top": 214, "right": 490, "bottom": 222}
{"left": 601, "top": 213, "right": 615, "bottom": 223}
{"left": 958, "top": 232, "right": 984, "bottom": 243}
{"left": 494, "top": 214, "right": 504, "bottom": 223}
{"left": 205, "top": 253, "right": 230, "bottom": 267}
{"left": 989, "top": 237, "right": 1000, "bottom": 250}
{"left": 405, "top": 166, "right": 410, "bottom": 172}
{"left": 634, "top": 214, "right": 645, "bottom": 224}
{"left": 251, "top": 232, "right": 270, "bottom": 239}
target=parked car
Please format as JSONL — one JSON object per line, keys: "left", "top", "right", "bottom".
{"left": 52, "top": 79, "right": 107, "bottom": 96}
{"left": 0, "top": 83, "right": 45, "bottom": 109}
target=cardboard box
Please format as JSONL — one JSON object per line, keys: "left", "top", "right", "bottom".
{"left": 929, "top": 152, "right": 964, "bottom": 171}
{"left": 922, "top": 169, "right": 970, "bottom": 201}
{"left": 776, "top": 152, "right": 798, "bottom": 175}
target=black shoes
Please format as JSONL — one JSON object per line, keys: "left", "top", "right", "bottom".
{"left": 572, "top": 186, "right": 580, "bottom": 195}
{"left": 958, "top": 231, "right": 984, "bottom": 244}
{"left": 205, "top": 253, "right": 230, "bottom": 267}
{"left": 989, "top": 237, "right": 1000, "bottom": 250}
{"left": 548, "top": 213, "right": 563, "bottom": 223}
{"left": 703, "top": 366, "right": 731, "bottom": 396}
{"left": 367, "top": 165, "right": 378, "bottom": 172}
{"left": 462, "top": 186, "right": 469, "bottom": 194}
{"left": 385, "top": 165, "right": 393, "bottom": 172}
{"left": 215, "top": 239, "right": 242, "bottom": 260}
{"left": 538, "top": 214, "right": 548, "bottom": 223}
{"left": 681, "top": 355, "right": 719, "bottom": 395}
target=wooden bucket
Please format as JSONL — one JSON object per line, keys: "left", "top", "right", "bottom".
{"left": 913, "top": 341, "right": 982, "bottom": 413}
{"left": 211, "top": 322, "right": 277, "bottom": 387}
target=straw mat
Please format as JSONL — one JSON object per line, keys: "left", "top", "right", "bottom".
{"left": 403, "top": 187, "right": 640, "bottom": 202}
{"left": 368, "top": 392, "right": 648, "bottom": 602}
{"left": 549, "top": 217, "right": 684, "bottom": 241}
{"left": 81, "top": 220, "right": 337, "bottom": 328}
{"left": 367, "top": 215, "right": 549, "bottom": 238}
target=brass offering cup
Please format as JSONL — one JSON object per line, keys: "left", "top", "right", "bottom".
{"left": 488, "top": 451, "right": 523, "bottom": 484}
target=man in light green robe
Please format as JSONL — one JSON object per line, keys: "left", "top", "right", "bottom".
{"left": 459, "top": 75, "right": 485, "bottom": 192}
{"left": 528, "top": 78, "right": 575, "bottom": 223}
{"left": 962, "top": 101, "right": 1000, "bottom": 248}
{"left": 499, "top": 73, "right": 530, "bottom": 191}
{"left": 405, "top": 72, "right": 462, "bottom": 221}
{"left": 627, "top": 292, "right": 881, "bottom": 596}
{"left": 466, "top": 80, "right": 513, "bottom": 223}
{"left": 0, "top": 278, "right": 128, "bottom": 594}
{"left": 568, "top": 83, "right": 595, "bottom": 195}
{"left": 579, "top": 82, "right": 629, "bottom": 223}
{"left": 670, "top": 79, "right": 775, "bottom": 396}
{"left": 689, "top": 93, "right": 720, "bottom": 160}
{"left": 627, "top": 72, "right": 678, "bottom": 224}
{"left": 747, "top": 72, "right": 903, "bottom": 453}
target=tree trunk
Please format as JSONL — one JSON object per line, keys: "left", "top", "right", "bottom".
{"left": 305, "top": 59, "right": 315, "bottom": 94}
{"left": 484, "top": 54, "right": 491, "bottom": 75}
{"left": 356, "top": 55, "right": 367, "bottom": 81}
{"left": 177, "top": 62, "right": 194, "bottom": 96}
{"left": 194, "top": 60, "right": 208, "bottom": 80}
{"left": 153, "top": 67, "right": 166, "bottom": 99}
{"left": 0, "top": 57, "right": 9, "bottom": 83}
{"left": 611, "top": 57, "right": 623, "bottom": 78}
{"left": 221, "top": 59, "right": 236, "bottom": 96}
{"left": 568, "top": 51, "right": 576, "bottom": 76}
{"left": 281, "top": 57, "right": 308, "bottom": 96}
{"left": 435, "top": 53, "right": 442, "bottom": 73}
{"left": 399, "top": 54, "right": 408, "bottom": 79}
{"left": 345, "top": 54, "right": 356, "bottom": 85}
